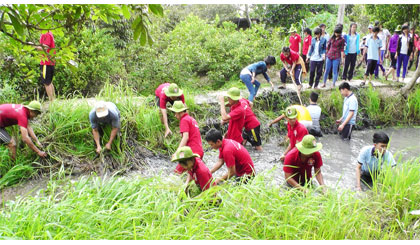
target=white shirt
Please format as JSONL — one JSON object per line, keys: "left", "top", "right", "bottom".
{"left": 377, "top": 29, "right": 390, "bottom": 51}
{"left": 400, "top": 35, "right": 409, "bottom": 55}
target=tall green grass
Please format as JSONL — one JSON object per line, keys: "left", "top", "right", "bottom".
{"left": 1, "top": 157, "right": 419, "bottom": 239}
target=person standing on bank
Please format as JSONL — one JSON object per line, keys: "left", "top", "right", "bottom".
{"left": 302, "top": 28, "right": 312, "bottom": 79}
{"left": 342, "top": 23, "right": 360, "bottom": 81}
{"left": 240, "top": 56, "right": 276, "bottom": 103}
{"left": 0, "top": 101, "right": 46, "bottom": 160}
{"left": 395, "top": 25, "right": 415, "bottom": 82}
{"left": 374, "top": 21, "right": 391, "bottom": 79}
{"left": 307, "top": 27, "right": 326, "bottom": 89}
{"left": 321, "top": 27, "right": 345, "bottom": 88}
{"left": 289, "top": 26, "right": 302, "bottom": 54}
{"left": 89, "top": 101, "right": 121, "bottom": 154}
{"left": 362, "top": 26, "right": 382, "bottom": 87}
{"left": 35, "top": 30, "right": 56, "bottom": 101}
{"left": 385, "top": 25, "right": 401, "bottom": 82}
{"left": 336, "top": 82, "right": 358, "bottom": 140}
{"left": 356, "top": 132, "right": 396, "bottom": 191}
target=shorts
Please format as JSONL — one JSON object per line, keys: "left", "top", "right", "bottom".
{"left": 340, "top": 124, "right": 353, "bottom": 140}
{"left": 0, "top": 128, "right": 12, "bottom": 144}
{"left": 242, "top": 125, "right": 262, "bottom": 147}
{"left": 40, "top": 65, "right": 55, "bottom": 85}
{"left": 390, "top": 52, "right": 397, "bottom": 69}
{"left": 365, "top": 59, "right": 377, "bottom": 76}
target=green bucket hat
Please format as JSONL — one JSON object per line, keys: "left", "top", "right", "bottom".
{"left": 24, "top": 100, "right": 42, "bottom": 113}
{"left": 168, "top": 101, "right": 187, "bottom": 113}
{"left": 394, "top": 25, "right": 402, "bottom": 32}
{"left": 225, "top": 87, "right": 242, "bottom": 101}
{"left": 283, "top": 106, "right": 298, "bottom": 119}
{"left": 289, "top": 26, "right": 297, "bottom": 33}
{"left": 164, "top": 83, "right": 183, "bottom": 97}
{"left": 171, "top": 146, "right": 200, "bottom": 162}
{"left": 296, "top": 134, "right": 323, "bottom": 155}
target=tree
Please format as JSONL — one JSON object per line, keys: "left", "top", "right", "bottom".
{"left": 365, "top": 4, "right": 420, "bottom": 31}
{"left": 401, "top": 66, "right": 420, "bottom": 97}
{"left": 0, "top": 4, "right": 163, "bottom": 65}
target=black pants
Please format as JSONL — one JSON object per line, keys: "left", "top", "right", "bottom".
{"left": 340, "top": 124, "right": 353, "bottom": 140}
{"left": 365, "top": 59, "right": 378, "bottom": 76}
{"left": 309, "top": 60, "right": 323, "bottom": 88}
{"left": 342, "top": 53, "right": 357, "bottom": 81}
{"left": 302, "top": 54, "right": 310, "bottom": 76}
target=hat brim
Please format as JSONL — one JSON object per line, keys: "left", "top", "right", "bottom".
{"left": 296, "top": 142, "right": 323, "bottom": 155}
{"left": 24, "top": 105, "right": 41, "bottom": 113}
{"left": 168, "top": 106, "right": 187, "bottom": 113}
{"left": 164, "top": 87, "right": 183, "bottom": 97}
{"left": 225, "top": 93, "right": 242, "bottom": 101}
{"left": 171, "top": 153, "right": 200, "bottom": 162}
{"left": 96, "top": 109, "right": 109, "bottom": 118}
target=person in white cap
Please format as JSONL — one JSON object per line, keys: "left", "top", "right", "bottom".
{"left": 89, "top": 101, "right": 120, "bottom": 154}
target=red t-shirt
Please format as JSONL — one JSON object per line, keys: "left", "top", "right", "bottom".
{"left": 155, "top": 83, "right": 185, "bottom": 109}
{"left": 188, "top": 157, "right": 215, "bottom": 191}
{"left": 239, "top": 98, "right": 260, "bottom": 131}
{"left": 226, "top": 101, "right": 245, "bottom": 143}
{"left": 174, "top": 113, "right": 204, "bottom": 174}
{"left": 289, "top": 34, "right": 301, "bottom": 53}
{"left": 302, "top": 35, "right": 312, "bottom": 55}
{"left": 280, "top": 50, "right": 300, "bottom": 65}
{"left": 219, "top": 139, "right": 254, "bottom": 177}
{"left": 40, "top": 31, "right": 56, "bottom": 66}
{"left": 0, "top": 104, "right": 30, "bottom": 128}
{"left": 283, "top": 147, "right": 323, "bottom": 184}
{"left": 287, "top": 120, "right": 308, "bottom": 149}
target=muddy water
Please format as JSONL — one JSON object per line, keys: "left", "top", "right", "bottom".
{"left": 131, "top": 127, "right": 420, "bottom": 190}
{"left": 2, "top": 127, "right": 419, "bottom": 204}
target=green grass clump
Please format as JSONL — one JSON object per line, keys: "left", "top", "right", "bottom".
{"left": 1, "top": 157, "right": 419, "bottom": 239}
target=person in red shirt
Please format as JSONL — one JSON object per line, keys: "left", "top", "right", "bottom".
{"left": 0, "top": 101, "right": 46, "bottom": 160}
{"left": 171, "top": 146, "right": 215, "bottom": 193}
{"left": 289, "top": 27, "right": 301, "bottom": 54}
{"left": 219, "top": 87, "right": 245, "bottom": 144}
{"left": 206, "top": 129, "right": 255, "bottom": 185}
{"left": 155, "top": 83, "right": 185, "bottom": 138}
{"left": 239, "top": 98, "right": 262, "bottom": 151}
{"left": 283, "top": 134, "right": 325, "bottom": 191}
{"left": 280, "top": 106, "right": 308, "bottom": 161}
{"left": 168, "top": 101, "right": 204, "bottom": 174}
{"left": 279, "top": 47, "right": 306, "bottom": 91}
{"left": 302, "top": 28, "right": 312, "bottom": 80}
{"left": 35, "top": 31, "right": 56, "bottom": 101}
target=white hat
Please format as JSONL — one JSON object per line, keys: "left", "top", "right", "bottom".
{"left": 95, "top": 101, "right": 109, "bottom": 118}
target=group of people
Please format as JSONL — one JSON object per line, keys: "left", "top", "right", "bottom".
{"left": 240, "top": 21, "right": 419, "bottom": 103}
{"left": 1, "top": 21, "right": 407, "bottom": 196}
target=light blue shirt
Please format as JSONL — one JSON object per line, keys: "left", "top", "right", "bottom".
{"left": 348, "top": 34, "right": 358, "bottom": 54}
{"left": 358, "top": 146, "right": 396, "bottom": 175}
{"left": 366, "top": 36, "right": 382, "bottom": 61}
{"left": 342, "top": 93, "right": 358, "bottom": 125}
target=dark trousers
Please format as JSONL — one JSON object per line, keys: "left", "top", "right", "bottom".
{"left": 280, "top": 65, "right": 302, "bottom": 85}
{"left": 302, "top": 54, "right": 310, "bottom": 76}
{"left": 309, "top": 60, "right": 323, "bottom": 88}
{"left": 342, "top": 53, "right": 357, "bottom": 81}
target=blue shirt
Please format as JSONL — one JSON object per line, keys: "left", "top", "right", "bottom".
{"left": 89, "top": 102, "right": 121, "bottom": 129}
{"left": 358, "top": 146, "right": 396, "bottom": 176}
{"left": 245, "top": 61, "right": 270, "bottom": 82}
{"left": 344, "top": 33, "right": 360, "bottom": 55}
{"left": 366, "top": 36, "right": 382, "bottom": 60}
{"left": 342, "top": 93, "right": 358, "bottom": 125}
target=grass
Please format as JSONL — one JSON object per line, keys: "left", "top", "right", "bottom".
{"left": 0, "top": 157, "right": 419, "bottom": 239}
